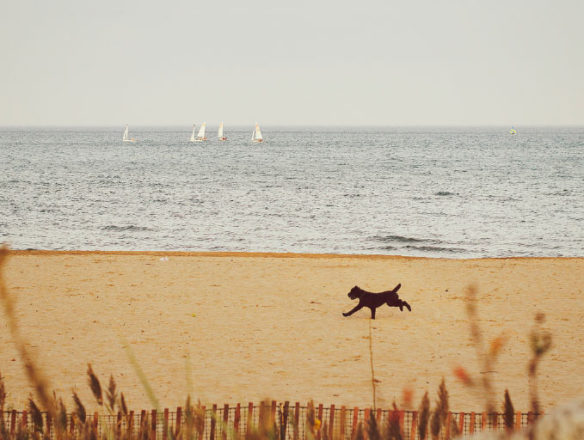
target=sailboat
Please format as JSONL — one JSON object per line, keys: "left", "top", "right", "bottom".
{"left": 251, "top": 123, "right": 263, "bottom": 143}
{"left": 122, "top": 125, "right": 136, "bottom": 143}
{"left": 189, "top": 124, "right": 196, "bottom": 142}
{"left": 194, "top": 122, "right": 207, "bottom": 141}
{"left": 218, "top": 122, "right": 227, "bottom": 141}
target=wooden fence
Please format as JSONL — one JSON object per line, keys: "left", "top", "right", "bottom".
{"left": 1, "top": 402, "right": 542, "bottom": 439}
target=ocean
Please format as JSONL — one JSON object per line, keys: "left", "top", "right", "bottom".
{"left": 1, "top": 126, "right": 582, "bottom": 258}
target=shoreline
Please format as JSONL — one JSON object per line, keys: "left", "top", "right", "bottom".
{"left": 8, "top": 249, "right": 582, "bottom": 261}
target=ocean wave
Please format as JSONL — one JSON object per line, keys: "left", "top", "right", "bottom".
{"left": 372, "top": 234, "right": 429, "bottom": 244}
{"left": 100, "top": 225, "right": 153, "bottom": 232}
{"left": 404, "top": 245, "right": 465, "bottom": 254}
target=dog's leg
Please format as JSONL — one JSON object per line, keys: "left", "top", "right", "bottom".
{"left": 370, "top": 307, "right": 376, "bottom": 319}
{"left": 402, "top": 300, "right": 411, "bottom": 312}
{"left": 343, "top": 304, "right": 363, "bottom": 317}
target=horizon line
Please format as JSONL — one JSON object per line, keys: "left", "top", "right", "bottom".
{"left": 1, "top": 124, "right": 583, "bottom": 129}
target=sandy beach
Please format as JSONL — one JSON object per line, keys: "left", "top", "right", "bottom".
{"left": 1, "top": 251, "right": 582, "bottom": 412}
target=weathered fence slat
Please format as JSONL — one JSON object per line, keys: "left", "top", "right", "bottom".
{"left": 247, "top": 402, "right": 254, "bottom": 436}
{"left": 282, "top": 401, "right": 290, "bottom": 440}
{"left": 458, "top": 413, "right": 464, "bottom": 435}
{"left": 223, "top": 404, "right": 229, "bottom": 440}
{"left": 352, "top": 407, "right": 359, "bottom": 437}
{"left": 364, "top": 408, "right": 371, "bottom": 440}
{"left": 294, "top": 402, "right": 300, "bottom": 440}
{"left": 163, "top": 408, "right": 169, "bottom": 440}
{"left": 410, "top": 411, "right": 418, "bottom": 440}
{"left": 175, "top": 407, "right": 182, "bottom": 438}
{"left": 339, "top": 406, "right": 346, "bottom": 440}
{"left": 234, "top": 403, "right": 241, "bottom": 435}
{"left": 515, "top": 410, "right": 521, "bottom": 431}
{"left": 210, "top": 403, "right": 217, "bottom": 440}
{"left": 328, "top": 404, "right": 335, "bottom": 440}
{"left": 10, "top": 409, "right": 16, "bottom": 434}
{"left": 317, "top": 404, "right": 323, "bottom": 440}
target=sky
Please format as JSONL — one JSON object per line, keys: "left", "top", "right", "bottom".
{"left": 1, "top": 0, "right": 583, "bottom": 126}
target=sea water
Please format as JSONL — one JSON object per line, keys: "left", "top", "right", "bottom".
{"left": 1, "top": 126, "right": 582, "bottom": 258}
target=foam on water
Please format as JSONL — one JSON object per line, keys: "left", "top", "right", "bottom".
{"left": 1, "top": 126, "right": 583, "bottom": 257}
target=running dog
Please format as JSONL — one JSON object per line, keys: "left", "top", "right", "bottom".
{"left": 342, "top": 284, "right": 411, "bottom": 319}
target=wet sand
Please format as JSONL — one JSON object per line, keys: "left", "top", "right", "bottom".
{"left": 1, "top": 251, "right": 583, "bottom": 412}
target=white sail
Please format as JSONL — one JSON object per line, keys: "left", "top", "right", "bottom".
{"left": 218, "top": 122, "right": 224, "bottom": 139}
{"left": 123, "top": 125, "right": 129, "bottom": 141}
{"left": 197, "top": 123, "right": 206, "bottom": 139}
{"left": 255, "top": 124, "right": 263, "bottom": 141}
{"left": 190, "top": 125, "right": 196, "bottom": 142}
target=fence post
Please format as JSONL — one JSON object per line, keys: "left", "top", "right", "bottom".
{"left": 128, "top": 410, "right": 135, "bottom": 435}
{"left": 352, "top": 407, "right": 359, "bottom": 438}
{"left": 247, "top": 402, "right": 254, "bottom": 436}
{"left": 329, "top": 404, "right": 335, "bottom": 440}
{"left": 317, "top": 404, "right": 323, "bottom": 440}
{"left": 139, "top": 410, "right": 146, "bottom": 438}
{"left": 363, "top": 408, "right": 370, "bottom": 440}
{"left": 470, "top": 412, "right": 475, "bottom": 434}
{"left": 282, "top": 401, "right": 290, "bottom": 440}
{"left": 340, "top": 406, "right": 346, "bottom": 440}
{"left": 93, "top": 412, "right": 98, "bottom": 434}
{"left": 399, "top": 411, "right": 405, "bottom": 438}
{"left": 151, "top": 409, "right": 157, "bottom": 438}
{"left": 69, "top": 413, "right": 74, "bottom": 435}
{"left": 210, "top": 404, "right": 217, "bottom": 440}
{"left": 293, "top": 402, "right": 300, "bottom": 440}
{"left": 445, "top": 412, "right": 451, "bottom": 439}
{"left": 514, "top": 411, "right": 521, "bottom": 432}
{"left": 458, "top": 413, "right": 464, "bottom": 435}
{"left": 272, "top": 401, "right": 277, "bottom": 426}
{"left": 21, "top": 410, "right": 28, "bottom": 431}
{"left": 481, "top": 412, "right": 487, "bottom": 431}
{"left": 175, "top": 407, "right": 182, "bottom": 438}
{"left": 163, "top": 408, "right": 169, "bottom": 440}
{"left": 201, "top": 405, "right": 207, "bottom": 438}
{"left": 10, "top": 409, "right": 16, "bottom": 434}
{"left": 410, "top": 411, "right": 418, "bottom": 440}
{"left": 234, "top": 403, "right": 241, "bottom": 436}
{"left": 223, "top": 404, "right": 229, "bottom": 440}
{"left": 492, "top": 413, "right": 498, "bottom": 430}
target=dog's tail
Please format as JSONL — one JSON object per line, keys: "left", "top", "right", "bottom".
{"left": 392, "top": 283, "right": 401, "bottom": 294}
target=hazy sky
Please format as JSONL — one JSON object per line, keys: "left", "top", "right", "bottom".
{"left": 1, "top": 0, "right": 583, "bottom": 126}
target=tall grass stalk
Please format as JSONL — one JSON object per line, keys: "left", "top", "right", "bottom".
{"left": 122, "top": 339, "right": 161, "bottom": 412}
{"left": 368, "top": 319, "right": 376, "bottom": 411}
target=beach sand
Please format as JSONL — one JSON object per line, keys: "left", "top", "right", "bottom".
{"left": 1, "top": 251, "right": 583, "bottom": 412}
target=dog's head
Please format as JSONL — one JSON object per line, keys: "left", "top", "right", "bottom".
{"left": 348, "top": 286, "right": 363, "bottom": 300}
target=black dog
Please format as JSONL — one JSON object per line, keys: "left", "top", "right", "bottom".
{"left": 342, "top": 284, "right": 411, "bottom": 319}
